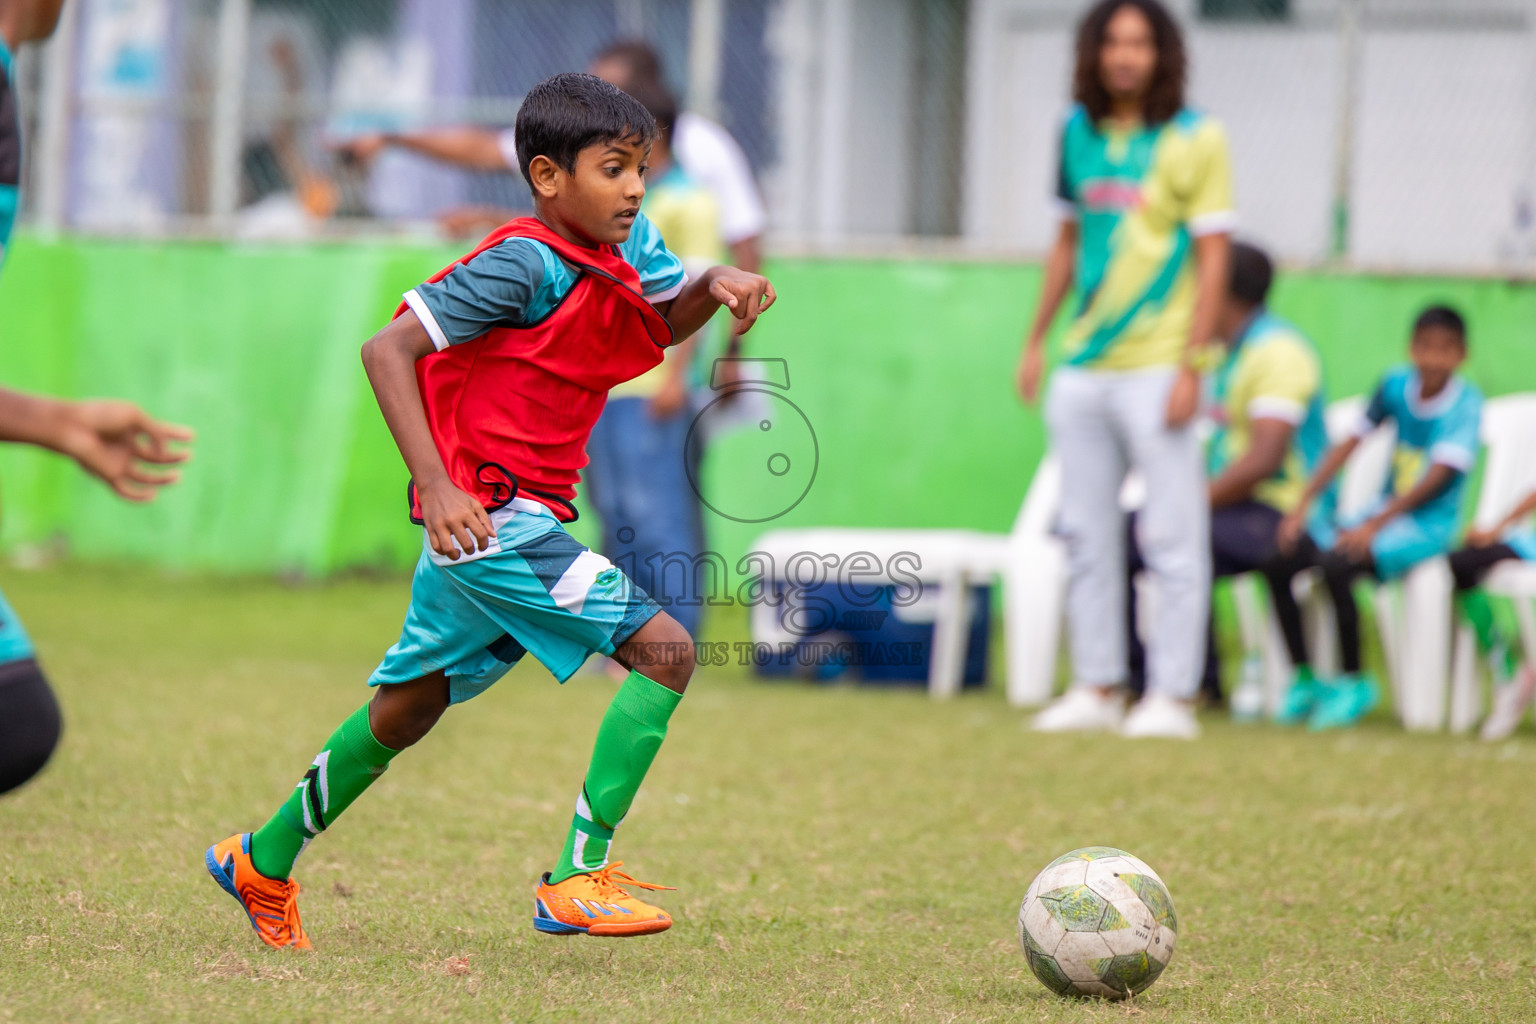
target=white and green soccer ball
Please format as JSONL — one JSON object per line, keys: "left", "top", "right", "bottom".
{"left": 1017, "top": 846, "right": 1178, "bottom": 1000}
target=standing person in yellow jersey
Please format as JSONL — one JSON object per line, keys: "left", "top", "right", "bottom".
{"left": 584, "top": 80, "right": 721, "bottom": 641}
{"left": 1017, "top": 0, "right": 1233, "bottom": 740}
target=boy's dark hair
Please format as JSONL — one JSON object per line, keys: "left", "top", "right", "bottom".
{"left": 1072, "top": 0, "right": 1186, "bottom": 126}
{"left": 513, "top": 72, "right": 656, "bottom": 188}
{"left": 1413, "top": 304, "right": 1468, "bottom": 345}
{"left": 1228, "top": 241, "right": 1273, "bottom": 307}
{"left": 590, "top": 38, "right": 665, "bottom": 90}
{"left": 624, "top": 80, "right": 678, "bottom": 148}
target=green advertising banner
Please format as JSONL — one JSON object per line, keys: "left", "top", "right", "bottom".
{"left": 0, "top": 235, "right": 1531, "bottom": 577}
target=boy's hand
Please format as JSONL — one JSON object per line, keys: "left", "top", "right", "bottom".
{"left": 1465, "top": 527, "right": 1500, "bottom": 548}
{"left": 59, "top": 399, "right": 193, "bottom": 502}
{"left": 1276, "top": 506, "right": 1309, "bottom": 556}
{"left": 418, "top": 478, "right": 493, "bottom": 560}
{"left": 1164, "top": 365, "right": 1201, "bottom": 428}
{"left": 1336, "top": 519, "right": 1381, "bottom": 562}
{"left": 707, "top": 267, "right": 776, "bottom": 335}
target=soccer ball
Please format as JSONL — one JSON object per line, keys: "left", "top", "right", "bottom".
{"left": 1017, "top": 846, "right": 1178, "bottom": 999}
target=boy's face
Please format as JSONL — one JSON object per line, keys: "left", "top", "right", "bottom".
{"left": 1099, "top": 5, "right": 1157, "bottom": 103}
{"left": 1409, "top": 325, "right": 1466, "bottom": 389}
{"left": 530, "top": 135, "right": 650, "bottom": 246}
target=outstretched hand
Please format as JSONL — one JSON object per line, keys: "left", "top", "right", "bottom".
{"left": 707, "top": 267, "right": 776, "bottom": 335}
{"left": 60, "top": 400, "right": 193, "bottom": 502}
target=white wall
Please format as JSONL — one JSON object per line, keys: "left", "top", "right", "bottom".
{"left": 768, "top": 0, "right": 907, "bottom": 241}
{"left": 943, "top": 0, "right": 1536, "bottom": 269}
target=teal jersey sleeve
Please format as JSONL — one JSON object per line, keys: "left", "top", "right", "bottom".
{"left": 406, "top": 238, "right": 568, "bottom": 349}
{"left": 618, "top": 211, "right": 688, "bottom": 300}
{"left": 1362, "top": 368, "right": 1403, "bottom": 428}
{"left": 1428, "top": 383, "right": 1482, "bottom": 472}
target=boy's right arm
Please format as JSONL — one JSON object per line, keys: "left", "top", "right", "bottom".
{"left": 1017, "top": 219, "right": 1078, "bottom": 405}
{"left": 361, "top": 314, "right": 492, "bottom": 560}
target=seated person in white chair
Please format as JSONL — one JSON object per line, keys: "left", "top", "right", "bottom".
{"left": 1126, "top": 243, "right": 1327, "bottom": 708}
{"left": 1274, "top": 306, "right": 1483, "bottom": 731}
{"left": 1450, "top": 486, "right": 1536, "bottom": 740}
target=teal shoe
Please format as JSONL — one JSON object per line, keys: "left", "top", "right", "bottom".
{"left": 1308, "top": 674, "right": 1380, "bottom": 731}
{"left": 1274, "top": 671, "right": 1320, "bottom": 725}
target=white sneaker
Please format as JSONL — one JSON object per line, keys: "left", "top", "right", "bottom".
{"left": 1480, "top": 665, "right": 1535, "bottom": 742}
{"left": 1031, "top": 687, "right": 1127, "bottom": 733}
{"left": 1121, "top": 694, "right": 1201, "bottom": 740}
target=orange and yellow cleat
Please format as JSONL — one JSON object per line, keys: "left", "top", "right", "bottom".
{"left": 204, "top": 833, "right": 311, "bottom": 949}
{"left": 533, "top": 861, "right": 675, "bottom": 937}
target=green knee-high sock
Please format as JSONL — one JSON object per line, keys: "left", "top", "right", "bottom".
{"left": 549, "top": 670, "right": 682, "bottom": 884}
{"left": 250, "top": 703, "right": 400, "bottom": 879}
{"left": 1458, "top": 590, "right": 1516, "bottom": 675}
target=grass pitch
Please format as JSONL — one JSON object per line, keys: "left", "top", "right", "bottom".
{"left": 2, "top": 565, "right": 1534, "bottom": 1023}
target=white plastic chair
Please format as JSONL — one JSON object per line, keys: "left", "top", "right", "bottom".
{"left": 749, "top": 454, "right": 1132, "bottom": 702}
{"left": 750, "top": 507, "right": 1023, "bottom": 700}
{"left": 1449, "top": 393, "right": 1536, "bottom": 732}
{"left": 1229, "top": 396, "right": 1394, "bottom": 714}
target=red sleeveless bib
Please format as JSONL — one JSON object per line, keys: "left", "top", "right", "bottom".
{"left": 394, "top": 218, "right": 674, "bottom": 522}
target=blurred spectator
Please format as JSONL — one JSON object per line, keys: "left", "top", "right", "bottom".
{"left": 1125, "top": 242, "right": 1328, "bottom": 711}
{"left": 340, "top": 39, "right": 766, "bottom": 272}
{"left": 1273, "top": 306, "right": 1483, "bottom": 731}
{"left": 1452, "top": 485, "right": 1536, "bottom": 740}
{"left": 238, "top": 29, "right": 339, "bottom": 238}
{"left": 1017, "top": 0, "right": 1233, "bottom": 741}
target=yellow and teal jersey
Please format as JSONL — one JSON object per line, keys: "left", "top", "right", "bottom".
{"left": 1055, "top": 105, "right": 1234, "bottom": 371}
{"left": 1355, "top": 365, "right": 1483, "bottom": 546}
{"left": 1208, "top": 310, "right": 1328, "bottom": 514}
{"left": 612, "top": 164, "right": 720, "bottom": 399}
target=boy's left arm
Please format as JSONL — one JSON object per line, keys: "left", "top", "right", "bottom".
{"left": 655, "top": 265, "right": 775, "bottom": 341}
{"left": 1336, "top": 465, "right": 1460, "bottom": 560}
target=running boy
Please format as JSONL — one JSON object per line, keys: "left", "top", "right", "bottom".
{"left": 1274, "top": 306, "right": 1482, "bottom": 729}
{"left": 206, "top": 74, "right": 775, "bottom": 948}
{"left": 1451, "top": 486, "right": 1536, "bottom": 740}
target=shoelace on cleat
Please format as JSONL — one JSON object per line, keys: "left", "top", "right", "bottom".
{"left": 585, "top": 862, "right": 676, "bottom": 901}
{"left": 244, "top": 878, "right": 304, "bottom": 943}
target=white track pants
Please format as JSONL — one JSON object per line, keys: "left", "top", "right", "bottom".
{"left": 1045, "top": 366, "right": 1211, "bottom": 700}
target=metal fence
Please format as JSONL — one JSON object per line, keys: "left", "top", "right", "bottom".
{"left": 10, "top": 0, "right": 1536, "bottom": 273}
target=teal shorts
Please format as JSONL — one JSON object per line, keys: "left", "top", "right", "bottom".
{"left": 369, "top": 498, "right": 661, "bottom": 704}
{"left": 0, "top": 585, "right": 35, "bottom": 665}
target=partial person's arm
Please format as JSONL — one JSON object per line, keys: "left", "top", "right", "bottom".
{"left": 1166, "top": 119, "right": 1237, "bottom": 427}
{"left": 1209, "top": 417, "right": 1294, "bottom": 508}
{"left": 0, "top": 390, "right": 191, "bottom": 501}
{"left": 341, "top": 127, "right": 511, "bottom": 173}
{"left": 1335, "top": 465, "right": 1459, "bottom": 561}
{"left": 360, "top": 315, "right": 493, "bottom": 560}
{"left": 1017, "top": 219, "right": 1079, "bottom": 405}
{"left": 1276, "top": 436, "right": 1359, "bottom": 555}
{"left": 1467, "top": 488, "right": 1536, "bottom": 547}
{"left": 1164, "top": 231, "right": 1231, "bottom": 428}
